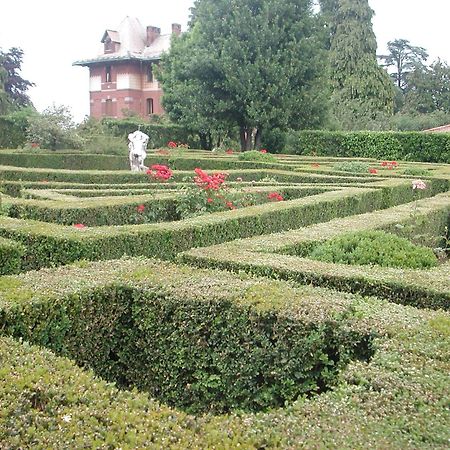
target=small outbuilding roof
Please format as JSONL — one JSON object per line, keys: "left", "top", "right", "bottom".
{"left": 423, "top": 124, "right": 450, "bottom": 133}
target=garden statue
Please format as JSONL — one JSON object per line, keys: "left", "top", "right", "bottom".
{"left": 128, "top": 130, "right": 149, "bottom": 172}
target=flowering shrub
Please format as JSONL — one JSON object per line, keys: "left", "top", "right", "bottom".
{"left": 168, "top": 141, "right": 177, "bottom": 148}
{"left": 260, "top": 149, "right": 268, "bottom": 154}
{"left": 311, "top": 163, "right": 320, "bottom": 168}
{"left": 368, "top": 168, "right": 378, "bottom": 174}
{"left": 136, "top": 204, "right": 146, "bottom": 213}
{"left": 267, "top": 192, "right": 284, "bottom": 202}
{"left": 176, "top": 169, "right": 234, "bottom": 219}
{"left": 412, "top": 179, "right": 427, "bottom": 190}
{"left": 73, "top": 223, "right": 86, "bottom": 229}
{"left": 381, "top": 161, "right": 398, "bottom": 170}
{"left": 147, "top": 164, "right": 173, "bottom": 181}
{"left": 226, "top": 149, "right": 234, "bottom": 154}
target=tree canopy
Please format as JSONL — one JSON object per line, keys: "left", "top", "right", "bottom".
{"left": 159, "top": 0, "right": 328, "bottom": 150}
{"left": 0, "top": 47, "right": 34, "bottom": 114}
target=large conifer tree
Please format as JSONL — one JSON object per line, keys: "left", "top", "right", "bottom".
{"left": 327, "top": 0, "right": 394, "bottom": 128}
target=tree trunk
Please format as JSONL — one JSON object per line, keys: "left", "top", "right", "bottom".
{"left": 239, "top": 126, "right": 252, "bottom": 152}
{"left": 254, "top": 127, "right": 262, "bottom": 149}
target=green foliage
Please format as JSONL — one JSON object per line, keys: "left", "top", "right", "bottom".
{"left": 0, "top": 236, "right": 24, "bottom": 274}
{"left": 160, "top": 0, "right": 328, "bottom": 150}
{"left": 0, "top": 259, "right": 373, "bottom": 414}
{"left": 401, "top": 166, "right": 431, "bottom": 176}
{"left": 0, "top": 108, "right": 36, "bottom": 148}
{"left": 308, "top": 230, "right": 438, "bottom": 269}
{"left": 327, "top": 0, "right": 394, "bottom": 128}
{"left": 101, "top": 117, "right": 199, "bottom": 149}
{"left": 379, "top": 39, "right": 429, "bottom": 91}
{"left": 0, "top": 47, "right": 34, "bottom": 113}
{"left": 286, "top": 130, "right": 450, "bottom": 163}
{"left": 333, "top": 160, "right": 369, "bottom": 173}
{"left": 26, "top": 105, "right": 83, "bottom": 150}
{"left": 238, "top": 150, "right": 277, "bottom": 163}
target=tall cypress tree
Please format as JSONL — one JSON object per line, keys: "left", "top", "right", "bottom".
{"left": 327, "top": 0, "right": 394, "bottom": 128}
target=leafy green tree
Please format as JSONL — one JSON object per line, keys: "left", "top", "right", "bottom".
{"left": 0, "top": 47, "right": 34, "bottom": 113}
{"left": 26, "top": 105, "right": 82, "bottom": 150}
{"left": 403, "top": 59, "right": 450, "bottom": 114}
{"left": 379, "top": 39, "right": 428, "bottom": 91}
{"left": 328, "top": 0, "right": 394, "bottom": 129}
{"left": 159, "top": 0, "right": 328, "bottom": 150}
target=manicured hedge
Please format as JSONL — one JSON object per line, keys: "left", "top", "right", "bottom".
{"left": 286, "top": 130, "right": 450, "bottom": 163}
{"left": 0, "top": 258, "right": 373, "bottom": 414}
{"left": 102, "top": 118, "right": 200, "bottom": 149}
{"left": 180, "top": 193, "right": 450, "bottom": 310}
{"left": 0, "top": 236, "right": 24, "bottom": 275}
{"left": 0, "top": 180, "right": 440, "bottom": 271}
{"left": 1, "top": 259, "right": 449, "bottom": 448}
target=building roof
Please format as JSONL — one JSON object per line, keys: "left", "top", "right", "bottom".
{"left": 423, "top": 123, "right": 450, "bottom": 133}
{"left": 73, "top": 16, "right": 172, "bottom": 66}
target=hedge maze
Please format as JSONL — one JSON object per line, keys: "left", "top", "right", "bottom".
{"left": 0, "top": 149, "right": 449, "bottom": 448}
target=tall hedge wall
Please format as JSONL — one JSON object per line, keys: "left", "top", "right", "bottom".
{"left": 286, "top": 130, "right": 450, "bottom": 163}
{"left": 102, "top": 118, "right": 200, "bottom": 149}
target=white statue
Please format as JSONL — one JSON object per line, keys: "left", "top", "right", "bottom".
{"left": 128, "top": 130, "right": 149, "bottom": 172}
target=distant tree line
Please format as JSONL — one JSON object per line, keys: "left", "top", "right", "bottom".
{"left": 2, "top": 0, "right": 450, "bottom": 151}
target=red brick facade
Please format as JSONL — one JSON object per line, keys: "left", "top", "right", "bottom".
{"left": 88, "top": 61, "right": 164, "bottom": 119}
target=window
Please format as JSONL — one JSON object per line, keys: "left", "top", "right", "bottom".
{"left": 147, "top": 63, "right": 153, "bottom": 82}
{"left": 105, "top": 66, "right": 112, "bottom": 83}
{"left": 104, "top": 37, "right": 114, "bottom": 53}
{"left": 105, "top": 99, "right": 113, "bottom": 116}
{"left": 146, "top": 98, "right": 154, "bottom": 115}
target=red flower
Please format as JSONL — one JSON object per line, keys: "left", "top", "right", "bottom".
{"left": 147, "top": 164, "right": 173, "bottom": 181}
{"left": 31, "top": 142, "right": 40, "bottom": 148}
{"left": 226, "top": 149, "right": 234, "bottom": 154}
{"left": 268, "top": 192, "right": 284, "bottom": 202}
{"left": 226, "top": 201, "right": 235, "bottom": 209}
{"left": 73, "top": 223, "right": 86, "bottom": 229}
{"left": 194, "top": 168, "right": 227, "bottom": 190}
{"left": 381, "top": 161, "right": 388, "bottom": 167}
{"left": 136, "top": 204, "right": 145, "bottom": 213}
{"left": 260, "top": 149, "right": 268, "bottom": 153}
{"left": 368, "top": 168, "right": 378, "bottom": 174}
{"left": 207, "top": 198, "right": 214, "bottom": 204}
{"left": 168, "top": 141, "right": 177, "bottom": 148}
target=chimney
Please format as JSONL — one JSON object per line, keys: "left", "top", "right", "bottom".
{"left": 146, "top": 26, "right": 161, "bottom": 46}
{"left": 171, "top": 23, "right": 181, "bottom": 36}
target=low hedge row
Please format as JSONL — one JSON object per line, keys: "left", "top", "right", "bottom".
{"left": 180, "top": 193, "right": 450, "bottom": 310}
{"left": 0, "top": 236, "right": 24, "bottom": 275}
{"left": 286, "top": 130, "right": 450, "bottom": 163}
{"left": 0, "top": 165, "right": 383, "bottom": 185}
{"left": 0, "top": 151, "right": 294, "bottom": 171}
{"left": 0, "top": 258, "right": 373, "bottom": 414}
{"left": 5, "top": 187, "right": 328, "bottom": 226}
{"left": 1, "top": 259, "right": 449, "bottom": 448}
{"left": 0, "top": 180, "right": 438, "bottom": 271}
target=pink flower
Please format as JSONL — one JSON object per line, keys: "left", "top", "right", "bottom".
{"left": 207, "top": 198, "right": 213, "bottom": 204}
{"left": 368, "top": 168, "right": 378, "bottom": 174}
{"left": 73, "top": 223, "right": 86, "bottom": 229}
{"left": 412, "top": 179, "right": 427, "bottom": 190}
{"left": 147, "top": 164, "right": 173, "bottom": 181}
{"left": 260, "top": 149, "right": 268, "bottom": 154}
{"left": 168, "top": 141, "right": 177, "bottom": 148}
{"left": 226, "top": 149, "right": 234, "bottom": 154}
{"left": 226, "top": 201, "right": 235, "bottom": 209}
{"left": 136, "top": 204, "right": 145, "bottom": 213}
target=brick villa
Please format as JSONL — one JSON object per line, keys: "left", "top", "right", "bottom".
{"left": 73, "top": 17, "right": 180, "bottom": 119}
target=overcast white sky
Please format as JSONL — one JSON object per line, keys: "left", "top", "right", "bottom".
{"left": 1, "top": 0, "right": 449, "bottom": 122}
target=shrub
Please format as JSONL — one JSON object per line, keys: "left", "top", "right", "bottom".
{"left": 402, "top": 166, "right": 431, "bottom": 176}
{"left": 308, "top": 230, "right": 438, "bottom": 269}
{"left": 0, "top": 236, "right": 24, "bottom": 274}
{"left": 333, "top": 161, "right": 370, "bottom": 173}
{"left": 238, "top": 150, "right": 277, "bottom": 162}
